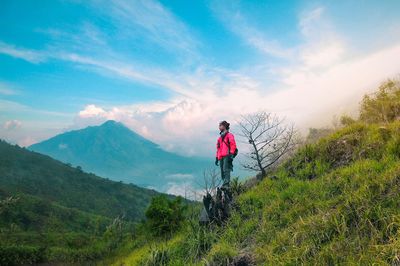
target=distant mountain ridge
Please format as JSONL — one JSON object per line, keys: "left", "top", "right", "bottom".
{"left": 0, "top": 139, "right": 159, "bottom": 221}
{"left": 0, "top": 139, "right": 165, "bottom": 263}
{"left": 29, "top": 120, "right": 210, "bottom": 192}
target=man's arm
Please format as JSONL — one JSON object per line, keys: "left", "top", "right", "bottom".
{"left": 215, "top": 139, "right": 219, "bottom": 165}
{"left": 229, "top": 134, "right": 237, "bottom": 154}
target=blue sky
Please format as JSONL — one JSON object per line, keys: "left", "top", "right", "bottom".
{"left": 1, "top": 0, "right": 400, "bottom": 154}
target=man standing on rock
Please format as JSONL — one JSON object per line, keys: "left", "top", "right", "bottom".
{"left": 215, "top": 121, "right": 238, "bottom": 201}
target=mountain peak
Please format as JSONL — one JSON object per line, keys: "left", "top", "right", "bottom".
{"left": 101, "top": 120, "right": 122, "bottom": 127}
{"left": 98, "top": 120, "right": 143, "bottom": 138}
{"left": 28, "top": 119, "right": 209, "bottom": 191}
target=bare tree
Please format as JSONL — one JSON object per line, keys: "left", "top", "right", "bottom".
{"left": 238, "top": 112, "right": 297, "bottom": 179}
{"left": 198, "top": 168, "right": 221, "bottom": 197}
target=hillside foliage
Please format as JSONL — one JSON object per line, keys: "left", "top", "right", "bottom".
{"left": 3, "top": 78, "right": 400, "bottom": 265}
{"left": 145, "top": 195, "right": 186, "bottom": 237}
{"left": 359, "top": 78, "right": 400, "bottom": 123}
{"left": 112, "top": 78, "right": 400, "bottom": 265}
{"left": 0, "top": 141, "right": 160, "bottom": 265}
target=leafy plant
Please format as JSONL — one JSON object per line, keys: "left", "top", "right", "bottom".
{"left": 145, "top": 196, "right": 186, "bottom": 237}
{"left": 359, "top": 78, "right": 400, "bottom": 123}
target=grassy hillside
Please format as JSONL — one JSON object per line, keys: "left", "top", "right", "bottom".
{"left": 0, "top": 140, "right": 160, "bottom": 265}
{"left": 112, "top": 121, "right": 400, "bottom": 266}
{"left": 112, "top": 79, "right": 400, "bottom": 265}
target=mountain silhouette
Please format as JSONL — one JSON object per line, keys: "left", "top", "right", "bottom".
{"left": 29, "top": 120, "right": 209, "bottom": 192}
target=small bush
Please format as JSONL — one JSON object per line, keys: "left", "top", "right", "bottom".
{"left": 145, "top": 196, "right": 186, "bottom": 237}
{"left": 0, "top": 245, "right": 44, "bottom": 266}
{"left": 207, "top": 241, "right": 238, "bottom": 266}
{"left": 340, "top": 115, "right": 356, "bottom": 126}
{"left": 359, "top": 78, "right": 400, "bottom": 124}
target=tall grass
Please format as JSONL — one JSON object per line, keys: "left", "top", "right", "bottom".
{"left": 113, "top": 122, "right": 400, "bottom": 265}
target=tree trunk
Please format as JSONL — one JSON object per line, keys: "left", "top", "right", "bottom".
{"left": 257, "top": 168, "right": 266, "bottom": 180}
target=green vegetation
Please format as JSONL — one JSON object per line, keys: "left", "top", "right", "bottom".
{"left": 3, "top": 78, "right": 400, "bottom": 265}
{"left": 145, "top": 195, "right": 186, "bottom": 237}
{"left": 359, "top": 78, "right": 400, "bottom": 124}
{"left": 0, "top": 141, "right": 160, "bottom": 265}
{"left": 112, "top": 78, "right": 400, "bottom": 265}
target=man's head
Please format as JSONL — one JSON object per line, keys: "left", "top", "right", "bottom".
{"left": 219, "top": 121, "right": 230, "bottom": 132}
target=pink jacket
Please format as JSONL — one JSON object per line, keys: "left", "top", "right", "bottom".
{"left": 216, "top": 132, "right": 237, "bottom": 160}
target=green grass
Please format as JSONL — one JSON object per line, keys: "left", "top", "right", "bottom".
{"left": 112, "top": 121, "right": 400, "bottom": 265}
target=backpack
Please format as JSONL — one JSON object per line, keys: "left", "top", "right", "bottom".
{"left": 221, "top": 133, "right": 238, "bottom": 158}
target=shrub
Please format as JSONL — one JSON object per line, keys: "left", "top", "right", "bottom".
{"left": 359, "top": 78, "right": 400, "bottom": 124}
{"left": 145, "top": 196, "right": 185, "bottom": 237}
{"left": 340, "top": 115, "right": 356, "bottom": 126}
{"left": 207, "top": 241, "right": 238, "bottom": 266}
{"left": 0, "top": 245, "right": 44, "bottom": 266}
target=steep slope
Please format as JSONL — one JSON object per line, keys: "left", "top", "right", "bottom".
{"left": 29, "top": 120, "right": 209, "bottom": 191}
{"left": 203, "top": 122, "right": 400, "bottom": 265}
{"left": 112, "top": 122, "right": 400, "bottom": 265}
{"left": 0, "top": 139, "right": 162, "bottom": 264}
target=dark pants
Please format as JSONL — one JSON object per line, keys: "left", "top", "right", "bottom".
{"left": 220, "top": 156, "right": 232, "bottom": 189}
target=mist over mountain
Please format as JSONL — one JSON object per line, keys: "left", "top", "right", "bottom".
{"left": 29, "top": 120, "right": 210, "bottom": 193}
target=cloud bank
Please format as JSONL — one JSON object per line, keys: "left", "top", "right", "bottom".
{"left": 69, "top": 6, "right": 400, "bottom": 156}
{"left": 0, "top": 2, "right": 399, "bottom": 157}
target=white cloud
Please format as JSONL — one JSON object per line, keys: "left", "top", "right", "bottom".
{"left": 0, "top": 99, "right": 73, "bottom": 146}
{"left": 299, "top": 7, "right": 325, "bottom": 37}
{"left": 57, "top": 52, "right": 197, "bottom": 97}
{"left": 0, "top": 99, "right": 33, "bottom": 113}
{"left": 300, "top": 41, "right": 345, "bottom": 69}
{"left": 2, "top": 3, "right": 400, "bottom": 158}
{"left": 212, "top": 5, "right": 346, "bottom": 69}
{"left": 211, "top": 3, "right": 292, "bottom": 59}
{"left": 297, "top": 7, "right": 346, "bottom": 69}
{"left": 0, "top": 99, "right": 71, "bottom": 118}
{"left": 270, "top": 44, "right": 400, "bottom": 127}
{"left": 0, "top": 41, "right": 45, "bottom": 63}
{"left": 0, "top": 82, "right": 18, "bottom": 95}
{"left": 78, "top": 104, "right": 106, "bottom": 118}
{"left": 72, "top": 41, "right": 400, "bottom": 156}
{"left": 3, "top": 120, "right": 22, "bottom": 131}
{"left": 0, "top": 43, "right": 196, "bottom": 97}
{"left": 0, "top": 0, "right": 201, "bottom": 98}
{"left": 92, "top": 0, "right": 198, "bottom": 58}
{"left": 18, "top": 136, "right": 36, "bottom": 147}
{"left": 165, "top": 181, "right": 203, "bottom": 200}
